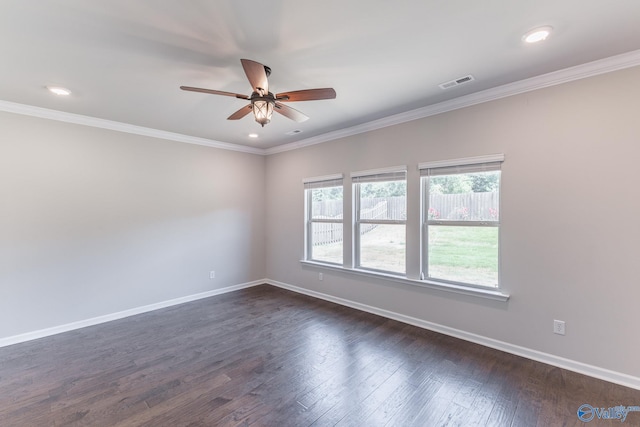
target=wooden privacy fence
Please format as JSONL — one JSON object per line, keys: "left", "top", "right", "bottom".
{"left": 312, "top": 220, "right": 344, "bottom": 246}
{"left": 428, "top": 192, "right": 498, "bottom": 220}
{"left": 311, "top": 192, "right": 496, "bottom": 246}
{"left": 359, "top": 201, "right": 387, "bottom": 237}
{"left": 312, "top": 198, "right": 404, "bottom": 246}
{"left": 312, "top": 201, "right": 388, "bottom": 246}
{"left": 311, "top": 197, "right": 407, "bottom": 219}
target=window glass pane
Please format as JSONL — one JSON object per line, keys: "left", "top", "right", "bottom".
{"left": 428, "top": 171, "right": 500, "bottom": 221}
{"left": 359, "top": 181, "right": 406, "bottom": 221}
{"left": 310, "top": 223, "right": 343, "bottom": 264}
{"left": 311, "top": 186, "right": 343, "bottom": 219}
{"left": 359, "top": 224, "right": 405, "bottom": 273}
{"left": 428, "top": 225, "right": 498, "bottom": 287}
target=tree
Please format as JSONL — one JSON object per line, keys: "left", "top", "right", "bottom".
{"left": 312, "top": 187, "right": 342, "bottom": 202}
{"left": 430, "top": 171, "right": 499, "bottom": 194}
{"left": 430, "top": 175, "right": 472, "bottom": 194}
{"left": 470, "top": 172, "right": 499, "bottom": 192}
{"left": 360, "top": 181, "right": 406, "bottom": 198}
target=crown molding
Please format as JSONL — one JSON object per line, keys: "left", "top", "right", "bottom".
{"left": 264, "top": 48, "right": 640, "bottom": 155}
{"left": 2, "top": 49, "right": 640, "bottom": 157}
{"left": 0, "top": 100, "right": 264, "bottom": 155}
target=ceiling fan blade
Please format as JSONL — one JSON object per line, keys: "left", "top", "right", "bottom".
{"left": 274, "top": 102, "right": 309, "bottom": 123}
{"left": 180, "top": 86, "right": 249, "bottom": 100}
{"left": 276, "top": 88, "right": 336, "bottom": 102}
{"left": 241, "top": 59, "right": 269, "bottom": 95}
{"left": 227, "top": 105, "right": 253, "bottom": 120}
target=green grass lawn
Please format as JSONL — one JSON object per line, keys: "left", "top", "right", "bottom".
{"left": 428, "top": 225, "right": 498, "bottom": 287}
{"left": 358, "top": 224, "right": 405, "bottom": 273}
{"left": 312, "top": 224, "right": 498, "bottom": 287}
{"left": 311, "top": 241, "right": 343, "bottom": 264}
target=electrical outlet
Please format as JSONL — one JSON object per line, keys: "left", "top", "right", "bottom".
{"left": 553, "top": 319, "right": 565, "bottom": 335}
{"left": 209, "top": 271, "right": 215, "bottom": 279}
{"left": 319, "top": 272, "right": 323, "bottom": 281}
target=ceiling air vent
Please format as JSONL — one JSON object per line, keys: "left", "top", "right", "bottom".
{"left": 439, "top": 74, "right": 475, "bottom": 90}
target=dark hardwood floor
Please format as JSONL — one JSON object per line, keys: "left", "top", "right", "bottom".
{"left": 1, "top": 285, "right": 639, "bottom": 426}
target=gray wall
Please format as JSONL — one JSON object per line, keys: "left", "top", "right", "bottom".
{"left": 0, "top": 112, "right": 265, "bottom": 338}
{"left": 265, "top": 66, "right": 640, "bottom": 377}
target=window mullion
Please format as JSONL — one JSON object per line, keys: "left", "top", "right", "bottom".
{"left": 422, "top": 176, "right": 429, "bottom": 281}
{"left": 353, "top": 183, "right": 361, "bottom": 268}
{"left": 305, "top": 189, "right": 312, "bottom": 260}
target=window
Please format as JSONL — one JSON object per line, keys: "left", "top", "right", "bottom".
{"left": 420, "top": 155, "right": 503, "bottom": 288}
{"left": 352, "top": 168, "right": 407, "bottom": 274}
{"left": 301, "top": 155, "right": 507, "bottom": 299}
{"left": 304, "top": 174, "right": 344, "bottom": 265}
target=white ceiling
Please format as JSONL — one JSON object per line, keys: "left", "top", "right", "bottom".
{"left": 2, "top": 1, "right": 640, "bottom": 150}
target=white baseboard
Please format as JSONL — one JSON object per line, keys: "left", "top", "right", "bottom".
{"left": 266, "top": 279, "right": 640, "bottom": 391}
{"left": 0, "top": 280, "right": 264, "bottom": 349}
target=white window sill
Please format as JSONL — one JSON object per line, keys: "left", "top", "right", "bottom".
{"left": 300, "top": 260, "right": 510, "bottom": 302}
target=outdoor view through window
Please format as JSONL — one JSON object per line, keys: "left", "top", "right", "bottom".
{"left": 424, "top": 167, "right": 500, "bottom": 287}
{"left": 355, "top": 177, "right": 407, "bottom": 274}
{"left": 307, "top": 182, "right": 343, "bottom": 264}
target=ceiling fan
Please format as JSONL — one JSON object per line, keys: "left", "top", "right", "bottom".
{"left": 180, "top": 59, "right": 337, "bottom": 127}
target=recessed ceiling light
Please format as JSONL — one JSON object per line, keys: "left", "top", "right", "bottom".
{"left": 248, "top": 133, "right": 259, "bottom": 138}
{"left": 47, "top": 86, "right": 71, "bottom": 96}
{"left": 523, "top": 26, "right": 553, "bottom": 44}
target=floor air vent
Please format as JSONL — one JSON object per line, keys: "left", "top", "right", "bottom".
{"left": 439, "top": 74, "right": 475, "bottom": 90}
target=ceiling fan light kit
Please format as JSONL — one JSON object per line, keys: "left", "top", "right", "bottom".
{"left": 251, "top": 94, "right": 275, "bottom": 127}
{"left": 181, "top": 59, "right": 336, "bottom": 128}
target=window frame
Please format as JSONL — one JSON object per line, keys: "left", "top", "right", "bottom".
{"left": 419, "top": 155, "right": 504, "bottom": 289}
{"left": 303, "top": 174, "right": 344, "bottom": 265}
{"left": 352, "top": 167, "right": 407, "bottom": 275}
